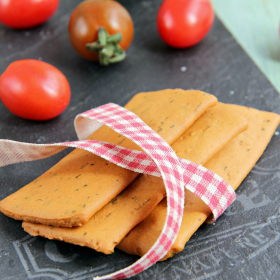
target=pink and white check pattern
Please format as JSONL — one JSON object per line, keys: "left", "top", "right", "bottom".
{"left": 0, "top": 103, "right": 235, "bottom": 279}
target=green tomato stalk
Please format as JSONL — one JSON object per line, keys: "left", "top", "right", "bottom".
{"left": 86, "top": 27, "right": 126, "bottom": 66}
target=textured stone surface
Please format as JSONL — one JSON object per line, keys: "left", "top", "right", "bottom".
{"left": 0, "top": 0, "right": 280, "bottom": 279}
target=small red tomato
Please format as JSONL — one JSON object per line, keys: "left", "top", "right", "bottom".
{"left": 157, "top": 0, "right": 214, "bottom": 48}
{"left": 0, "top": 60, "right": 71, "bottom": 120}
{"left": 68, "top": 0, "right": 134, "bottom": 64}
{"left": 0, "top": 0, "right": 59, "bottom": 29}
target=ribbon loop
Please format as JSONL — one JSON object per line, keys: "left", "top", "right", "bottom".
{"left": 76, "top": 103, "right": 186, "bottom": 279}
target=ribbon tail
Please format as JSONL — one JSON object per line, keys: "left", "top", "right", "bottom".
{"left": 0, "top": 140, "right": 66, "bottom": 168}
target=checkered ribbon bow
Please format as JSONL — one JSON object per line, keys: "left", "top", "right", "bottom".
{"left": 0, "top": 103, "right": 235, "bottom": 279}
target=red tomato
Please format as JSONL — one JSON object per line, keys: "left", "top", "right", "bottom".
{"left": 157, "top": 0, "right": 214, "bottom": 48}
{"left": 0, "top": 0, "right": 59, "bottom": 29}
{"left": 0, "top": 60, "right": 71, "bottom": 121}
{"left": 68, "top": 0, "right": 134, "bottom": 62}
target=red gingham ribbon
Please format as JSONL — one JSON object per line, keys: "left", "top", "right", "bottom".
{"left": 0, "top": 103, "right": 235, "bottom": 279}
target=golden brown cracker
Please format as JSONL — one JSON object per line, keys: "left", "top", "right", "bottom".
{"left": 205, "top": 105, "right": 280, "bottom": 190}
{"left": 0, "top": 89, "right": 217, "bottom": 227}
{"left": 117, "top": 105, "right": 280, "bottom": 260}
{"left": 22, "top": 102, "right": 248, "bottom": 254}
{"left": 172, "top": 102, "right": 248, "bottom": 164}
{"left": 23, "top": 174, "right": 166, "bottom": 254}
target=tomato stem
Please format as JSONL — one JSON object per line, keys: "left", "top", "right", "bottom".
{"left": 107, "top": 33, "right": 122, "bottom": 44}
{"left": 86, "top": 27, "right": 126, "bottom": 66}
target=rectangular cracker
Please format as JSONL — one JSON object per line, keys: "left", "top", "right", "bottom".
{"left": 22, "top": 102, "right": 248, "bottom": 254}
{"left": 116, "top": 105, "right": 280, "bottom": 259}
{"left": 0, "top": 89, "right": 217, "bottom": 227}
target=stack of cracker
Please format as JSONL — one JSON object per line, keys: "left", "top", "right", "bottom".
{"left": 0, "top": 89, "right": 279, "bottom": 260}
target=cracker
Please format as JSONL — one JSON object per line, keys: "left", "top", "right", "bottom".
{"left": 0, "top": 89, "right": 217, "bottom": 227}
{"left": 22, "top": 102, "right": 248, "bottom": 254}
{"left": 116, "top": 105, "right": 280, "bottom": 259}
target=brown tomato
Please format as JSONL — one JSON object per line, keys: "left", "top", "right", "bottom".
{"left": 68, "top": 0, "right": 134, "bottom": 62}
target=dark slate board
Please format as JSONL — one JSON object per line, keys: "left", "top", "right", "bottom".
{"left": 0, "top": 0, "right": 280, "bottom": 279}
